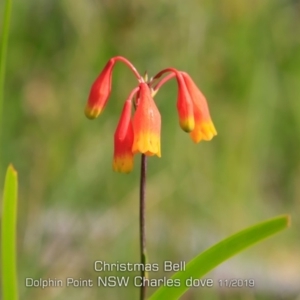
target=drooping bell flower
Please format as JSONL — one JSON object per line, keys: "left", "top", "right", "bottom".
{"left": 85, "top": 56, "right": 217, "bottom": 174}
{"left": 113, "top": 99, "right": 134, "bottom": 173}
{"left": 132, "top": 83, "right": 161, "bottom": 157}
{"left": 85, "top": 58, "right": 115, "bottom": 119}
{"left": 176, "top": 73, "right": 195, "bottom": 133}
{"left": 181, "top": 72, "right": 217, "bottom": 143}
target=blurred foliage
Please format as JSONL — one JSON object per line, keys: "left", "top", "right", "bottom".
{"left": 1, "top": 0, "right": 300, "bottom": 299}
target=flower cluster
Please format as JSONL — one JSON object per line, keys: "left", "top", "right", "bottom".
{"left": 85, "top": 56, "right": 217, "bottom": 173}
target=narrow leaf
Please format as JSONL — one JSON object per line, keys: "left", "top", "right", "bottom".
{"left": 1, "top": 164, "right": 18, "bottom": 300}
{"left": 0, "top": 0, "right": 13, "bottom": 133}
{"left": 149, "top": 215, "right": 290, "bottom": 300}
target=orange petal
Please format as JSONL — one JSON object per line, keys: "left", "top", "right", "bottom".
{"left": 113, "top": 99, "right": 134, "bottom": 173}
{"left": 132, "top": 83, "right": 161, "bottom": 157}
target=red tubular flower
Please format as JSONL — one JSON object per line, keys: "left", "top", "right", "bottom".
{"left": 176, "top": 73, "right": 195, "bottom": 133}
{"left": 132, "top": 83, "right": 161, "bottom": 157}
{"left": 181, "top": 72, "right": 217, "bottom": 143}
{"left": 85, "top": 58, "right": 115, "bottom": 119}
{"left": 113, "top": 99, "right": 134, "bottom": 173}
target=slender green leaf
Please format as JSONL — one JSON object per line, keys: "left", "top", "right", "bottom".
{"left": 149, "top": 215, "right": 290, "bottom": 300}
{"left": 0, "top": 0, "right": 12, "bottom": 126}
{"left": 1, "top": 164, "right": 18, "bottom": 300}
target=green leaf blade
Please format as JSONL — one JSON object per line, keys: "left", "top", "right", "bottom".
{"left": 1, "top": 164, "right": 18, "bottom": 300}
{"left": 149, "top": 215, "right": 290, "bottom": 300}
{"left": 0, "top": 0, "right": 13, "bottom": 128}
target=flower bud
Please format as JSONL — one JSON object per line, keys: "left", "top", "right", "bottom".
{"left": 176, "top": 73, "right": 195, "bottom": 132}
{"left": 85, "top": 59, "right": 115, "bottom": 119}
{"left": 113, "top": 99, "right": 134, "bottom": 173}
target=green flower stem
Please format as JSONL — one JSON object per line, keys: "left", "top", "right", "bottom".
{"left": 139, "top": 154, "right": 147, "bottom": 300}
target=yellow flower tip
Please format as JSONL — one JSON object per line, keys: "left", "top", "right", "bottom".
{"left": 190, "top": 121, "right": 217, "bottom": 143}
{"left": 201, "top": 122, "right": 217, "bottom": 140}
{"left": 132, "top": 131, "right": 161, "bottom": 157}
{"left": 179, "top": 117, "right": 195, "bottom": 133}
{"left": 113, "top": 156, "right": 134, "bottom": 173}
{"left": 84, "top": 105, "right": 102, "bottom": 119}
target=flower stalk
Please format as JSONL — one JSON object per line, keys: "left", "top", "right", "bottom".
{"left": 139, "top": 154, "right": 147, "bottom": 300}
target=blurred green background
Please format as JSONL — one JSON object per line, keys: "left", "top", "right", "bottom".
{"left": 1, "top": 0, "right": 300, "bottom": 299}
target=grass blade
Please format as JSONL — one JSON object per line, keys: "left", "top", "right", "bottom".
{"left": 1, "top": 164, "right": 18, "bottom": 300}
{"left": 149, "top": 215, "right": 290, "bottom": 300}
{"left": 0, "top": 0, "right": 13, "bottom": 167}
{"left": 0, "top": 0, "right": 12, "bottom": 124}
